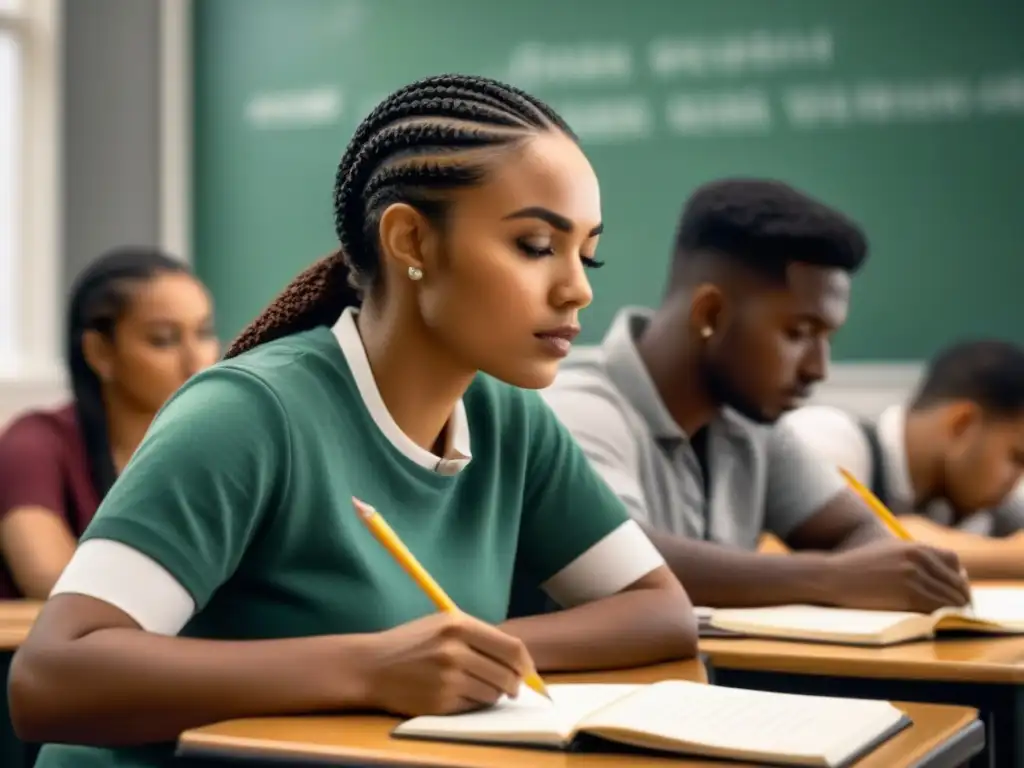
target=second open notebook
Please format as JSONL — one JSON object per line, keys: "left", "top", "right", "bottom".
{"left": 393, "top": 681, "right": 909, "bottom": 768}
{"left": 702, "top": 585, "right": 1024, "bottom": 645}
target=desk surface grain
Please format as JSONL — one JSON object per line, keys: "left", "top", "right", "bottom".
{"left": 0, "top": 600, "right": 41, "bottom": 651}
{"left": 700, "top": 635, "right": 1024, "bottom": 683}
{"left": 179, "top": 659, "right": 978, "bottom": 768}
{"left": 702, "top": 580, "right": 1024, "bottom": 684}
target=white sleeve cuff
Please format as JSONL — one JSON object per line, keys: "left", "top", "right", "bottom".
{"left": 51, "top": 538, "right": 196, "bottom": 635}
{"left": 541, "top": 520, "right": 665, "bottom": 608}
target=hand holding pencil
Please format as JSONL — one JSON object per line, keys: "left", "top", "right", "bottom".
{"left": 353, "top": 497, "right": 552, "bottom": 715}
{"left": 839, "top": 468, "right": 974, "bottom": 611}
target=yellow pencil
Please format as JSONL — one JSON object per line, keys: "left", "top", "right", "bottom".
{"left": 838, "top": 467, "right": 913, "bottom": 541}
{"left": 839, "top": 467, "right": 973, "bottom": 610}
{"left": 353, "top": 497, "right": 552, "bottom": 701}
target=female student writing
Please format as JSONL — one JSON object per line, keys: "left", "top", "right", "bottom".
{"left": 0, "top": 249, "right": 219, "bottom": 599}
{"left": 10, "top": 75, "right": 696, "bottom": 767}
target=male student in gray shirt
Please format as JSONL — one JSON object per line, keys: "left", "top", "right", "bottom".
{"left": 785, "top": 340, "right": 1024, "bottom": 580}
{"left": 543, "top": 178, "right": 970, "bottom": 613}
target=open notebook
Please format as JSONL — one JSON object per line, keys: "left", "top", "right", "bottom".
{"left": 393, "top": 681, "right": 909, "bottom": 768}
{"left": 705, "top": 586, "right": 1024, "bottom": 646}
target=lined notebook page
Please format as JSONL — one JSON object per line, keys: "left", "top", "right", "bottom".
{"left": 582, "top": 681, "right": 904, "bottom": 765}
{"left": 970, "top": 587, "right": 1024, "bottom": 626}
{"left": 714, "top": 605, "right": 920, "bottom": 635}
{"left": 396, "top": 684, "right": 639, "bottom": 743}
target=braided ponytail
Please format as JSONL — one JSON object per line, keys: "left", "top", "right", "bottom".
{"left": 225, "top": 74, "right": 575, "bottom": 359}
{"left": 225, "top": 252, "right": 357, "bottom": 358}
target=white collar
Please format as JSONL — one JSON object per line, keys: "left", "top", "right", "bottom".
{"left": 876, "top": 404, "right": 914, "bottom": 507}
{"left": 331, "top": 307, "right": 472, "bottom": 475}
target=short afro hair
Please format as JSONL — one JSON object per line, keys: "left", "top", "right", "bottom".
{"left": 911, "top": 340, "right": 1024, "bottom": 417}
{"left": 670, "top": 178, "right": 868, "bottom": 284}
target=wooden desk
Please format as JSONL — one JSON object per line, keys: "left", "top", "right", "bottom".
{"left": 0, "top": 600, "right": 42, "bottom": 768}
{"left": 702, "top": 632, "right": 1024, "bottom": 767}
{"left": 700, "top": 635, "right": 1024, "bottom": 685}
{"left": 178, "top": 659, "right": 983, "bottom": 768}
{"left": 0, "top": 599, "right": 42, "bottom": 622}
{"left": 0, "top": 599, "right": 40, "bottom": 650}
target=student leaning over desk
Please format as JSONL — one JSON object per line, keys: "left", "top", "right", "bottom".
{"left": 540, "top": 179, "right": 971, "bottom": 613}
{"left": 785, "top": 339, "right": 1024, "bottom": 580}
{"left": 9, "top": 74, "right": 695, "bottom": 768}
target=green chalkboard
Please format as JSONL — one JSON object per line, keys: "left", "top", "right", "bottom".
{"left": 193, "top": 0, "right": 1024, "bottom": 360}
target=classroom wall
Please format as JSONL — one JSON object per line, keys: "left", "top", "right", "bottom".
{"left": 61, "top": 0, "right": 163, "bottom": 295}
{"left": 0, "top": 355, "right": 922, "bottom": 429}
{"left": 0, "top": 1, "right": 929, "bottom": 427}
{"left": 0, "top": 0, "right": 168, "bottom": 426}
{"left": 193, "top": 0, "right": 1024, "bottom": 360}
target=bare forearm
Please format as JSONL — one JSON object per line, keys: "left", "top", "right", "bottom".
{"left": 501, "top": 587, "right": 697, "bottom": 672}
{"left": 10, "top": 629, "right": 370, "bottom": 746}
{"left": 903, "top": 523, "right": 1024, "bottom": 580}
{"left": 958, "top": 546, "right": 1024, "bottom": 580}
{"left": 645, "top": 527, "right": 838, "bottom": 608}
{"left": 10, "top": 566, "right": 61, "bottom": 600}
{"left": 0, "top": 512, "right": 77, "bottom": 599}
{"left": 831, "top": 517, "right": 890, "bottom": 551}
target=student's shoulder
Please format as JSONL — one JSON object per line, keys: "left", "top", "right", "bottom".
{"left": 464, "top": 368, "right": 632, "bottom": 436}
{"left": 0, "top": 403, "right": 78, "bottom": 459}
{"left": 716, "top": 405, "right": 869, "bottom": 461}
{"left": 218, "top": 326, "right": 340, "bottom": 384}
{"left": 773, "top": 404, "right": 876, "bottom": 475}
{"left": 779, "top": 404, "right": 868, "bottom": 444}
{"left": 186, "top": 327, "right": 341, "bottom": 403}
{"left": 140, "top": 328, "right": 343, "bottom": 446}
{"left": 543, "top": 349, "right": 644, "bottom": 427}
{"left": 992, "top": 481, "right": 1024, "bottom": 534}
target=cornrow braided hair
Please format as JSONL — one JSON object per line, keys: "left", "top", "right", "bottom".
{"left": 226, "top": 74, "right": 575, "bottom": 359}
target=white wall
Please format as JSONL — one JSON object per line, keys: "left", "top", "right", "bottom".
{"left": 0, "top": 0, "right": 189, "bottom": 428}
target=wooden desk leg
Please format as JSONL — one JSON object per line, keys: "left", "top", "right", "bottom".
{"left": 0, "top": 651, "right": 24, "bottom": 768}
{"left": 699, "top": 652, "right": 716, "bottom": 685}
{"left": 983, "top": 687, "right": 1024, "bottom": 768}
{"left": 0, "top": 651, "right": 40, "bottom": 768}
{"left": 713, "top": 668, "right": 1018, "bottom": 768}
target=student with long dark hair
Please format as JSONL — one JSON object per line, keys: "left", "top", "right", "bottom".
{"left": 10, "top": 75, "right": 695, "bottom": 767}
{"left": 0, "top": 248, "right": 219, "bottom": 598}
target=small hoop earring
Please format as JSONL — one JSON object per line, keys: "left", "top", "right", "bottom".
{"left": 407, "top": 266, "right": 423, "bottom": 281}
{"left": 701, "top": 326, "right": 713, "bottom": 339}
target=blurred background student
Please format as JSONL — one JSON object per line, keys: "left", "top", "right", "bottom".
{"left": 785, "top": 340, "right": 1024, "bottom": 579}
{"left": 0, "top": 248, "right": 219, "bottom": 599}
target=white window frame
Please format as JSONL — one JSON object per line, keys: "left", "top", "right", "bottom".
{"left": 160, "top": 0, "right": 191, "bottom": 263}
{"left": 0, "top": 0, "right": 64, "bottom": 424}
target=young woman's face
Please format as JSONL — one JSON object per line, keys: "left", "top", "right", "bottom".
{"left": 102, "top": 272, "right": 220, "bottom": 412}
{"left": 412, "top": 131, "right": 603, "bottom": 389}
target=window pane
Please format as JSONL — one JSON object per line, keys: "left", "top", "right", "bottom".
{"left": 0, "top": 33, "right": 21, "bottom": 374}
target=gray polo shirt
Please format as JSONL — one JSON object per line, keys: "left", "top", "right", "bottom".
{"left": 541, "top": 307, "right": 845, "bottom": 550}
{"left": 784, "top": 404, "right": 1024, "bottom": 536}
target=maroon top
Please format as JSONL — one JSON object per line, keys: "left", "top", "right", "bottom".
{"left": 0, "top": 403, "right": 101, "bottom": 598}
